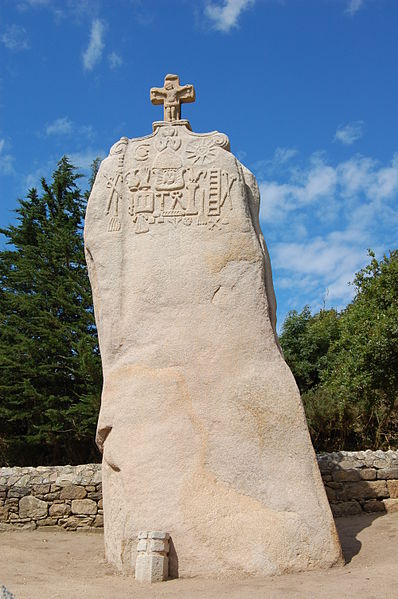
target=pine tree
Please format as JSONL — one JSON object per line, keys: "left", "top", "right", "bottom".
{"left": 0, "top": 157, "right": 102, "bottom": 466}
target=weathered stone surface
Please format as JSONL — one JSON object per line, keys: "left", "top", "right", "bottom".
{"left": 32, "top": 484, "right": 51, "bottom": 496}
{"left": 19, "top": 496, "right": 48, "bottom": 519}
{"left": 84, "top": 76, "right": 342, "bottom": 577}
{"left": 383, "top": 498, "right": 398, "bottom": 513}
{"left": 359, "top": 468, "right": 377, "bottom": 481}
{"left": 36, "top": 516, "right": 58, "bottom": 526}
{"left": 377, "top": 467, "right": 398, "bottom": 480}
{"left": 61, "top": 516, "right": 94, "bottom": 530}
{"left": 331, "top": 501, "right": 362, "bottom": 517}
{"left": 135, "top": 531, "right": 170, "bottom": 583}
{"left": 332, "top": 469, "right": 361, "bottom": 482}
{"left": 340, "top": 481, "right": 388, "bottom": 501}
{"left": 363, "top": 500, "right": 386, "bottom": 513}
{"left": 7, "top": 486, "right": 29, "bottom": 498}
{"left": 49, "top": 502, "right": 71, "bottom": 517}
{"left": 94, "top": 514, "right": 104, "bottom": 528}
{"left": 1, "top": 585, "right": 15, "bottom": 598}
{"left": 0, "top": 506, "right": 9, "bottom": 522}
{"left": 387, "top": 480, "right": 398, "bottom": 498}
{"left": 9, "top": 515, "right": 30, "bottom": 523}
{"left": 43, "top": 492, "right": 60, "bottom": 501}
{"left": 87, "top": 491, "right": 102, "bottom": 500}
{"left": 71, "top": 499, "right": 97, "bottom": 515}
{"left": 60, "top": 485, "right": 87, "bottom": 500}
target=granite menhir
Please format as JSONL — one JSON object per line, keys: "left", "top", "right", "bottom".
{"left": 84, "top": 74, "right": 343, "bottom": 578}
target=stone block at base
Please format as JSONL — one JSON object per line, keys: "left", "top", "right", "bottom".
{"left": 135, "top": 531, "right": 169, "bottom": 583}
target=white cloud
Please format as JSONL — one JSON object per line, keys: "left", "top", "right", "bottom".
{"left": 68, "top": 148, "right": 105, "bottom": 172}
{"left": 334, "top": 121, "right": 364, "bottom": 145}
{"left": 273, "top": 147, "right": 297, "bottom": 164}
{"left": 108, "top": 51, "right": 122, "bottom": 69}
{"left": 259, "top": 160, "right": 337, "bottom": 222}
{"left": 259, "top": 152, "right": 398, "bottom": 226}
{"left": 345, "top": 0, "right": 364, "bottom": 16}
{"left": 24, "top": 148, "right": 104, "bottom": 191}
{"left": 45, "top": 116, "right": 73, "bottom": 136}
{"left": 0, "top": 154, "right": 15, "bottom": 175}
{"left": 257, "top": 148, "right": 398, "bottom": 317}
{"left": 205, "top": 0, "right": 255, "bottom": 32}
{"left": 253, "top": 147, "right": 297, "bottom": 179}
{"left": 44, "top": 117, "right": 95, "bottom": 140}
{"left": 82, "top": 19, "right": 105, "bottom": 71}
{"left": 0, "top": 139, "right": 15, "bottom": 175}
{"left": 1, "top": 25, "right": 29, "bottom": 51}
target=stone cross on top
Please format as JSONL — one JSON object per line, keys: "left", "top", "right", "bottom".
{"left": 150, "top": 74, "right": 195, "bottom": 122}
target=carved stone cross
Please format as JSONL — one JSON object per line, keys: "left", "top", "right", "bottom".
{"left": 150, "top": 74, "right": 195, "bottom": 122}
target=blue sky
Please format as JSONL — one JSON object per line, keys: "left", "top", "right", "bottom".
{"left": 0, "top": 0, "right": 397, "bottom": 328}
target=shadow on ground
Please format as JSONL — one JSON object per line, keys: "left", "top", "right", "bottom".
{"left": 335, "top": 512, "right": 383, "bottom": 563}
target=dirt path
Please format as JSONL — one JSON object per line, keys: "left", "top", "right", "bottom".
{"left": 1, "top": 513, "right": 397, "bottom": 599}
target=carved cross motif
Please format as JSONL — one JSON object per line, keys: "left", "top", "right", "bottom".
{"left": 150, "top": 74, "right": 195, "bottom": 122}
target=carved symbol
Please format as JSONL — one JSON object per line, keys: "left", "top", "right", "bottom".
{"left": 185, "top": 168, "right": 206, "bottom": 215}
{"left": 135, "top": 214, "right": 150, "bottom": 234}
{"left": 169, "top": 190, "right": 185, "bottom": 211}
{"left": 108, "top": 217, "right": 121, "bottom": 232}
{"left": 152, "top": 167, "right": 185, "bottom": 191}
{"left": 130, "top": 191, "right": 154, "bottom": 216}
{"left": 104, "top": 173, "right": 123, "bottom": 215}
{"left": 106, "top": 137, "right": 128, "bottom": 232}
{"left": 208, "top": 218, "right": 223, "bottom": 231}
{"left": 134, "top": 144, "right": 150, "bottom": 161}
{"left": 221, "top": 172, "right": 237, "bottom": 210}
{"left": 212, "top": 133, "right": 230, "bottom": 150}
{"left": 167, "top": 217, "right": 183, "bottom": 228}
{"left": 110, "top": 137, "right": 128, "bottom": 156}
{"left": 186, "top": 139, "right": 217, "bottom": 166}
{"left": 126, "top": 168, "right": 151, "bottom": 191}
{"left": 208, "top": 169, "right": 221, "bottom": 216}
{"left": 150, "top": 74, "right": 195, "bottom": 122}
{"left": 155, "top": 126, "right": 182, "bottom": 153}
{"left": 197, "top": 189, "right": 207, "bottom": 226}
{"left": 126, "top": 170, "right": 140, "bottom": 191}
{"left": 103, "top": 172, "right": 124, "bottom": 232}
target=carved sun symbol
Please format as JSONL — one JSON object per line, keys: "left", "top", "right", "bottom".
{"left": 186, "top": 140, "right": 217, "bottom": 165}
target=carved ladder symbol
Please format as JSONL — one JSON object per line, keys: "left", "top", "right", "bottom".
{"left": 208, "top": 169, "right": 221, "bottom": 216}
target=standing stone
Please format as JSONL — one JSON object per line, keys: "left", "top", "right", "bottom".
{"left": 84, "top": 74, "right": 343, "bottom": 577}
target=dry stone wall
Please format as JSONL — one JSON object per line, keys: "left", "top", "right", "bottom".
{"left": 0, "top": 464, "right": 102, "bottom": 530}
{"left": 0, "top": 451, "right": 397, "bottom": 530}
{"left": 318, "top": 450, "right": 398, "bottom": 516}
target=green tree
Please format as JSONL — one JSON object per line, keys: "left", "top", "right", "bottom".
{"left": 0, "top": 157, "right": 102, "bottom": 466}
{"left": 321, "top": 251, "right": 398, "bottom": 450}
{"left": 279, "top": 306, "right": 340, "bottom": 394}
{"left": 280, "top": 251, "right": 398, "bottom": 451}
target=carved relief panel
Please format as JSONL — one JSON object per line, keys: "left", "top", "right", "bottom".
{"left": 102, "top": 127, "right": 237, "bottom": 234}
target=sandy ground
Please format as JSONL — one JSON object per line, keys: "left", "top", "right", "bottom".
{"left": 0, "top": 513, "right": 397, "bottom": 599}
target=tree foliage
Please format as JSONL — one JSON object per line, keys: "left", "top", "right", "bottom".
{"left": 280, "top": 251, "right": 398, "bottom": 451}
{"left": 279, "top": 306, "right": 340, "bottom": 394}
{"left": 0, "top": 157, "right": 102, "bottom": 466}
